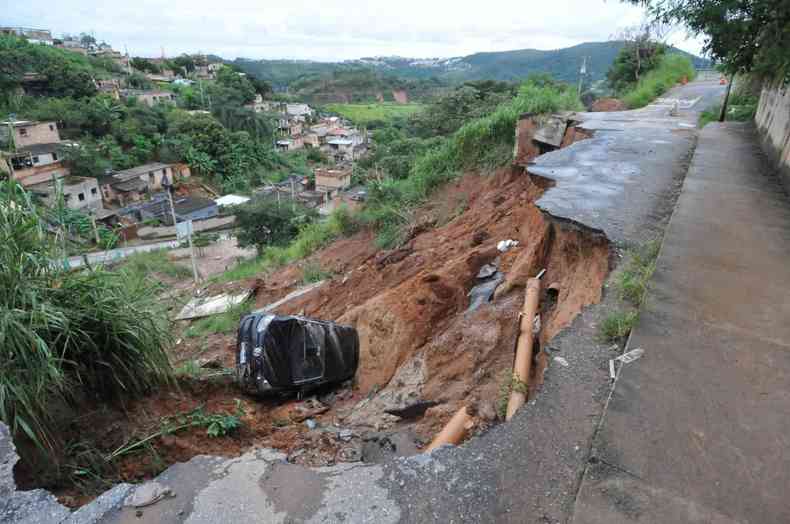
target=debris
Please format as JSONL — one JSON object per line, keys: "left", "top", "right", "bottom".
{"left": 533, "top": 114, "right": 570, "bottom": 148}
{"left": 476, "top": 263, "right": 498, "bottom": 279}
{"left": 615, "top": 347, "right": 645, "bottom": 364}
{"left": 337, "top": 444, "right": 363, "bottom": 463}
{"left": 338, "top": 429, "right": 354, "bottom": 442}
{"left": 609, "top": 360, "right": 616, "bottom": 381}
{"left": 305, "top": 419, "right": 317, "bottom": 430}
{"left": 424, "top": 404, "right": 477, "bottom": 453}
{"left": 125, "top": 482, "right": 174, "bottom": 509}
{"left": 254, "top": 281, "right": 325, "bottom": 315}
{"left": 198, "top": 357, "right": 222, "bottom": 369}
{"left": 175, "top": 290, "right": 251, "bottom": 321}
{"left": 467, "top": 271, "right": 504, "bottom": 312}
{"left": 497, "top": 239, "right": 520, "bottom": 252}
{"left": 384, "top": 400, "right": 438, "bottom": 420}
{"left": 553, "top": 356, "right": 569, "bottom": 367}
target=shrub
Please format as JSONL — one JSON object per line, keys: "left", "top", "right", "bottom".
{"left": 599, "top": 311, "right": 640, "bottom": 342}
{"left": 0, "top": 182, "right": 172, "bottom": 452}
{"left": 622, "top": 54, "right": 697, "bottom": 109}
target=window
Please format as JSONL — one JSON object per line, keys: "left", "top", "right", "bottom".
{"left": 78, "top": 193, "right": 85, "bottom": 201}
{"left": 91, "top": 188, "right": 97, "bottom": 196}
{"left": 19, "top": 128, "right": 27, "bottom": 136}
{"left": 52, "top": 152, "right": 58, "bottom": 161}
{"left": 32, "top": 156, "right": 39, "bottom": 164}
{"left": 49, "top": 124, "right": 54, "bottom": 131}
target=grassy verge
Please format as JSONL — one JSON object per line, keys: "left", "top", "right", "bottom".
{"left": 698, "top": 92, "right": 759, "bottom": 128}
{"left": 361, "top": 78, "right": 583, "bottom": 248}
{"left": 184, "top": 300, "right": 252, "bottom": 338}
{"left": 599, "top": 239, "right": 661, "bottom": 343}
{"left": 119, "top": 249, "right": 193, "bottom": 281}
{"left": 325, "top": 102, "right": 423, "bottom": 126}
{"left": 621, "top": 54, "right": 697, "bottom": 109}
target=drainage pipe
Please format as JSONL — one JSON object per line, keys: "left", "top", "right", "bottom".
{"left": 424, "top": 404, "right": 477, "bottom": 453}
{"left": 505, "top": 273, "right": 543, "bottom": 421}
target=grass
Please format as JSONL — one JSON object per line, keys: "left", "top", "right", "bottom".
{"left": 621, "top": 54, "right": 697, "bottom": 109}
{"left": 600, "top": 311, "right": 640, "bottom": 342}
{"left": 617, "top": 239, "right": 660, "bottom": 306}
{"left": 361, "top": 78, "right": 583, "bottom": 248}
{"left": 119, "top": 249, "right": 192, "bottom": 281}
{"left": 325, "top": 102, "right": 424, "bottom": 126}
{"left": 699, "top": 92, "right": 759, "bottom": 128}
{"left": 214, "top": 205, "right": 359, "bottom": 284}
{"left": 301, "top": 260, "right": 332, "bottom": 284}
{"left": 0, "top": 181, "right": 173, "bottom": 454}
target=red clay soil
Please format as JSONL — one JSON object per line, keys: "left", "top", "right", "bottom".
{"left": 591, "top": 98, "right": 627, "bottom": 112}
{"left": 20, "top": 166, "right": 611, "bottom": 507}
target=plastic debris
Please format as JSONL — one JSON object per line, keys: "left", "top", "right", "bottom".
{"left": 609, "top": 360, "right": 616, "bottom": 381}
{"left": 477, "top": 263, "right": 498, "bottom": 279}
{"left": 305, "top": 419, "right": 317, "bottom": 430}
{"left": 338, "top": 429, "right": 354, "bottom": 442}
{"left": 615, "top": 347, "right": 645, "bottom": 364}
{"left": 497, "top": 239, "right": 519, "bottom": 252}
{"left": 553, "top": 356, "right": 569, "bottom": 367}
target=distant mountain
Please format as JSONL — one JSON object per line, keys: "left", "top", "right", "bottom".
{"left": 230, "top": 41, "right": 710, "bottom": 99}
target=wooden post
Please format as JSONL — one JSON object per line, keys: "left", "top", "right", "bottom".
{"left": 719, "top": 75, "right": 734, "bottom": 123}
{"left": 505, "top": 276, "right": 543, "bottom": 421}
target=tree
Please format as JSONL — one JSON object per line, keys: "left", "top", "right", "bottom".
{"left": 607, "top": 24, "right": 667, "bottom": 91}
{"left": 79, "top": 33, "right": 96, "bottom": 47}
{"left": 235, "top": 198, "right": 318, "bottom": 253}
{"left": 625, "top": 0, "right": 790, "bottom": 80}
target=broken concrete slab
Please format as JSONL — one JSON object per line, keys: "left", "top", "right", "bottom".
{"left": 533, "top": 114, "right": 570, "bottom": 148}
{"left": 175, "top": 290, "right": 252, "bottom": 321}
{"left": 253, "top": 280, "right": 325, "bottom": 315}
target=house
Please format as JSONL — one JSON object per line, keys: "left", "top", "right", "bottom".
{"left": 276, "top": 137, "right": 304, "bottom": 152}
{"left": 95, "top": 79, "right": 121, "bottom": 100}
{"left": 286, "top": 104, "right": 314, "bottom": 119}
{"left": 0, "top": 27, "right": 53, "bottom": 45}
{"left": 171, "top": 196, "right": 218, "bottom": 224}
{"left": 28, "top": 176, "right": 102, "bottom": 212}
{"left": 0, "top": 121, "right": 72, "bottom": 187}
{"left": 319, "top": 186, "right": 367, "bottom": 216}
{"left": 122, "top": 90, "right": 175, "bottom": 107}
{"left": 98, "top": 162, "right": 178, "bottom": 206}
{"left": 315, "top": 168, "right": 352, "bottom": 193}
{"left": 89, "top": 45, "right": 129, "bottom": 69}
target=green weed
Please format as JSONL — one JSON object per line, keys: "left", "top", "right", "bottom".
{"left": 184, "top": 300, "right": 251, "bottom": 338}
{"left": 617, "top": 240, "right": 660, "bottom": 306}
{"left": 621, "top": 54, "right": 697, "bottom": 109}
{"left": 599, "top": 310, "right": 640, "bottom": 342}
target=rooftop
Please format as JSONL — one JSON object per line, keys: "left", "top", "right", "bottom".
{"left": 113, "top": 162, "right": 171, "bottom": 180}
{"left": 174, "top": 196, "right": 216, "bottom": 215}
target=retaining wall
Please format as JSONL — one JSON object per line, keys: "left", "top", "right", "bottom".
{"left": 755, "top": 81, "right": 790, "bottom": 186}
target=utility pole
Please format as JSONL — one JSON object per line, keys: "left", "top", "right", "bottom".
{"left": 290, "top": 178, "right": 296, "bottom": 212}
{"left": 165, "top": 178, "right": 199, "bottom": 284}
{"left": 719, "top": 74, "right": 734, "bottom": 123}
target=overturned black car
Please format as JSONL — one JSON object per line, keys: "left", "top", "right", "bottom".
{"left": 236, "top": 313, "right": 359, "bottom": 395}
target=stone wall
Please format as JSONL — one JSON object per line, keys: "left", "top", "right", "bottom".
{"left": 755, "top": 81, "right": 790, "bottom": 186}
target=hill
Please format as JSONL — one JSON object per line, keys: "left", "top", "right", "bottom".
{"left": 231, "top": 41, "right": 711, "bottom": 93}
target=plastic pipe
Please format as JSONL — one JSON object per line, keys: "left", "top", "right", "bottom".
{"left": 424, "top": 405, "right": 476, "bottom": 453}
{"left": 505, "top": 276, "right": 542, "bottom": 421}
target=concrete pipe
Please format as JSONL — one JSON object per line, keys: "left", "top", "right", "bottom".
{"left": 505, "top": 276, "right": 542, "bottom": 421}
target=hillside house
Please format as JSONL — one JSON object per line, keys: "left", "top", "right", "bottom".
{"left": 276, "top": 137, "right": 304, "bottom": 152}
{"left": 123, "top": 90, "right": 175, "bottom": 107}
{"left": 286, "top": 103, "right": 314, "bottom": 119}
{"left": 0, "top": 27, "right": 53, "bottom": 45}
{"left": 28, "top": 176, "right": 102, "bottom": 212}
{"left": 99, "top": 162, "right": 178, "bottom": 206}
{"left": 140, "top": 195, "right": 218, "bottom": 225}
{"left": 315, "top": 168, "right": 352, "bottom": 193}
{"left": 0, "top": 121, "right": 72, "bottom": 187}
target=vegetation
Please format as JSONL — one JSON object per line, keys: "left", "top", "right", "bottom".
{"left": 699, "top": 80, "right": 760, "bottom": 127}
{"left": 235, "top": 199, "right": 319, "bottom": 254}
{"left": 325, "top": 102, "right": 423, "bottom": 127}
{"left": 600, "top": 310, "right": 640, "bottom": 342}
{"left": 0, "top": 182, "right": 172, "bottom": 453}
{"left": 627, "top": 0, "right": 790, "bottom": 81}
{"left": 606, "top": 28, "right": 669, "bottom": 92}
{"left": 360, "top": 75, "right": 583, "bottom": 247}
{"left": 301, "top": 260, "right": 332, "bottom": 284}
{"left": 620, "top": 54, "right": 696, "bottom": 108}
{"left": 184, "top": 300, "right": 252, "bottom": 338}
{"left": 119, "top": 250, "right": 193, "bottom": 282}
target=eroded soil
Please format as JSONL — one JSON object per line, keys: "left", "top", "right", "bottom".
{"left": 17, "top": 166, "right": 611, "bottom": 508}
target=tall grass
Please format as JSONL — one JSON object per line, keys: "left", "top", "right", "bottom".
{"left": 361, "top": 78, "right": 583, "bottom": 247}
{"left": 0, "top": 182, "right": 172, "bottom": 452}
{"left": 622, "top": 54, "right": 697, "bottom": 109}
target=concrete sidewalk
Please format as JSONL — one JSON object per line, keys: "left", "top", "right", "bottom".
{"left": 572, "top": 122, "right": 790, "bottom": 524}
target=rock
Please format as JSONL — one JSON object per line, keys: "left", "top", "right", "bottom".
{"left": 199, "top": 357, "right": 223, "bottom": 369}
{"left": 467, "top": 271, "right": 505, "bottom": 311}
{"left": 338, "top": 429, "right": 354, "bottom": 442}
{"left": 476, "top": 263, "right": 498, "bottom": 279}
{"left": 471, "top": 230, "right": 489, "bottom": 246}
{"left": 384, "top": 400, "right": 439, "bottom": 420}
{"left": 125, "top": 481, "right": 174, "bottom": 508}
{"left": 478, "top": 401, "right": 498, "bottom": 422}
{"left": 305, "top": 419, "right": 317, "bottom": 430}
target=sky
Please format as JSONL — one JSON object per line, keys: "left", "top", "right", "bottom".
{"left": 4, "top": 0, "right": 706, "bottom": 61}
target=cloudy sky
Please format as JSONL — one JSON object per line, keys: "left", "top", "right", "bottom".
{"left": 5, "top": 0, "right": 705, "bottom": 61}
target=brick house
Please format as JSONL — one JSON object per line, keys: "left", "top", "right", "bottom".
{"left": 0, "top": 120, "right": 72, "bottom": 187}
{"left": 98, "top": 162, "right": 178, "bottom": 206}
{"left": 28, "top": 176, "right": 102, "bottom": 212}
{"left": 315, "top": 168, "right": 352, "bottom": 193}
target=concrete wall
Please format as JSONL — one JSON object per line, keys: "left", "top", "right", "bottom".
{"left": 14, "top": 121, "right": 60, "bottom": 148}
{"left": 755, "top": 81, "right": 790, "bottom": 184}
